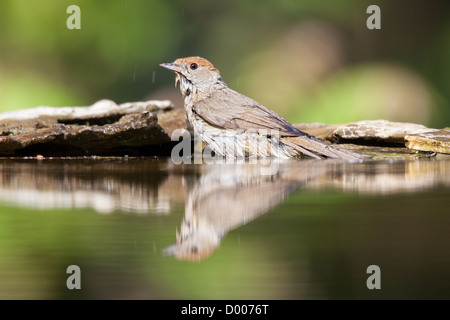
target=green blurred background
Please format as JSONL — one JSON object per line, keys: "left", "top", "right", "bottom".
{"left": 1, "top": 1, "right": 450, "bottom": 300}
{"left": 0, "top": 0, "right": 449, "bottom": 126}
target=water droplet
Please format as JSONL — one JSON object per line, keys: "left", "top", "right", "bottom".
{"left": 152, "top": 71, "right": 156, "bottom": 83}
{"left": 181, "top": 8, "right": 184, "bottom": 16}
{"left": 133, "top": 64, "right": 137, "bottom": 82}
{"left": 236, "top": 77, "right": 240, "bottom": 86}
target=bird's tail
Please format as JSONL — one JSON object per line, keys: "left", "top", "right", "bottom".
{"left": 283, "top": 135, "right": 369, "bottom": 160}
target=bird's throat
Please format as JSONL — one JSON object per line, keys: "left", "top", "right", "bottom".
{"left": 179, "top": 76, "right": 196, "bottom": 98}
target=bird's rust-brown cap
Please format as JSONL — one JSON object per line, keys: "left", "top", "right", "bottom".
{"left": 173, "top": 56, "right": 220, "bottom": 74}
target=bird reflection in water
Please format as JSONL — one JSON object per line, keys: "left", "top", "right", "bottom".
{"left": 1, "top": 157, "right": 449, "bottom": 262}
{"left": 163, "top": 159, "right": 330, "bottom": 261}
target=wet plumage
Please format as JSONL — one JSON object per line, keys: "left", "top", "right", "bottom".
{"left": 161, "top": 56, "right": 368, "bottom": 160}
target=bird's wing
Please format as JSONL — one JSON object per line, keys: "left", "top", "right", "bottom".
{"left": 192, "top": 89, "right": 369, "bottom": 160}
{"left": 192, "top": 89, "right": 306, "bottom": 137}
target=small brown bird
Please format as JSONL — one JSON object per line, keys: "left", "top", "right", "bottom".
{"left": 160, "top": 56, "right": 366, "bottom": 160}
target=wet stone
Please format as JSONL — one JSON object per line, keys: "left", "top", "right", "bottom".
{"left": 294, "top": 122, "right": 339, "bottom": 140}
{"left": 405, "top": 129, "right": 450, "bottom": 154}
{"left": 330, "top": 120, "right": 438, "bottom": 144}
{"left": 0, "top": 99, "right": 173, "bottom": 122}
{"left": 0, "top": 99, "right": 178, "bottom": 156}
{"left": 295, "top": 120, "right": 449, "bottom": 158}
{"left": 157, "top": 108, "right": 190, "bottom": 137}
{"left": 1, "top": 101, "right": 447, "bottom": 158}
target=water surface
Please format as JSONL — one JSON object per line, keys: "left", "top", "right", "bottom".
{"left": 0, "top": 157, "right": 449, "bottom": 299}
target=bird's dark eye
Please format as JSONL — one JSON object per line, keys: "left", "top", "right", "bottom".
{"left": 190, "top": 63, "right": 198, "bottom": 70}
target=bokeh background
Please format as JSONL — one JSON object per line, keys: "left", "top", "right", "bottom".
{"left": 0, "top": 0, "right": 449, "bottom": 127}
{"left": 1, "top": 1, "right": 450, "bottom": 300}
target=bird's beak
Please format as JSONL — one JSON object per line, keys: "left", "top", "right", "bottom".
{"left": 159, "top": 62, "right": 182, "bottom": 73}
{"left": 160, "top": 62, "right": 183, "bottom": 87}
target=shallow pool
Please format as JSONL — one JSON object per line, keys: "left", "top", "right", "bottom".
{"left": 0, "top": 157, "right": 449, "bottom": 299}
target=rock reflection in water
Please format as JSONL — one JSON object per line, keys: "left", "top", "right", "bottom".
{"left": 0, "top": 159, "right": 172, "bottom": 214}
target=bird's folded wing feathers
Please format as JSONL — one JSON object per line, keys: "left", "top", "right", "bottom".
{"left": 192, "top": 89, "right": 304, "bottom": 137}
{"left": 192, "top": 89, "right": 368, "bottom": 160}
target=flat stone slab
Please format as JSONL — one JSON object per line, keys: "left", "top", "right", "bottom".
{"left": 331, "top": 120, "right": 438, "bottom": 143}
{"left": 157, "top": 108, "right": 190, "bottom": 137}
{"left": 1, "top": 100, "right": 447, "bottom": 158}
{"left": 295, "top": 120, "right": 441, "bottom": 145}
{"left": 405, "top": 129, "right": 450, "bottom": 154}
{"left": 0, "top": 99, "right": 172, "bottom": 122}
{"left": 0, "top": 99, "right": 176, "bottom": 156}
{"left": 295, "top": 120, "right": 450, "bottom": 157}
{"left": 294, "top": 122, "right": 339, "bottom": 140}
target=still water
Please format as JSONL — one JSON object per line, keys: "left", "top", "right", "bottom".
{"left": 0, "top": 157, "right": 449, "bottom": 299}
